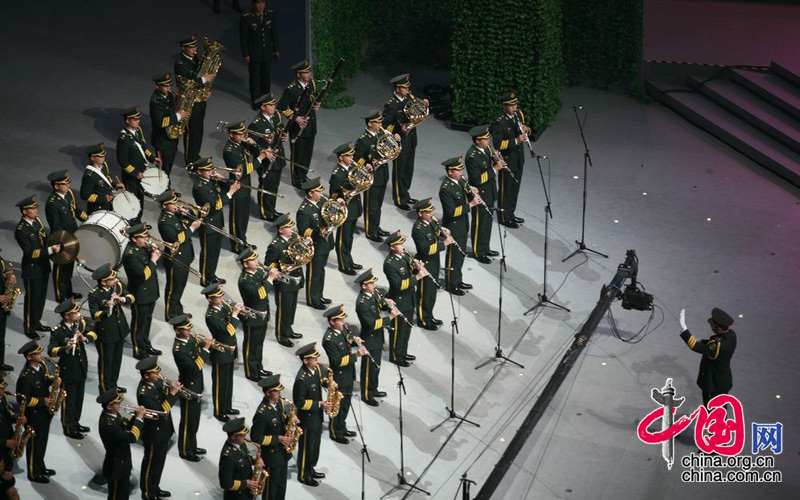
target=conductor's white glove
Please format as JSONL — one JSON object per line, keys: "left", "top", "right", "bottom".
{"left": 679, "top": 308, "right": 688, "bottom": 331}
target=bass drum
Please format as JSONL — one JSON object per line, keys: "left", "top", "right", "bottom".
{"left": 141, "top": 167, "right": 169, "bottom": 198}
{"left": 73, "top": 210, "right": 129, "bottom": 271}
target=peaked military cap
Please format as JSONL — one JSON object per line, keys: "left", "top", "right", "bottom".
{"left": 711, "top": 308, "right": 734, "bottom": 329}
{"left": 201, "top": 282, "right": 225, "bottom": 297}
{"left": 155, "top": 190, "right": 179, "bottom": 204}
{"left": 291, "top": 60, "right": 312, "bottom": 73}
{"left": 47, "top": 170, "right": 71, "bottom": 184}
{"left": 178, "top": 34, "right": 198, "bottom": 48}
{"left": 152, "top": 73, "right": 173, "bottom": 86}
{"left": 125, "top": 223, "right": 150, "bottom": 237}
{"left": 18, "top": 340, "right": 43, "bottom": 356}
{"left": 226, "top": 121, "right": 247, "bottom": 134}
{"left": 295, "top": 342, "right": 320, "bottom": 359}
{"left": 223, "top": 417, "right": 249, "bottom": 435}
{"left": 355, "top": 268, "right": 378, "bottom": 284}
{"left": 85, "top": 143, "right": 106, "bottom": 157}
{"left": 442, "top": 156, "right": 464, "bottom": 170}
{"left": 254, "top": 93, "right": 276, "bottom": 105}
{"left": 97, "top": 388, "right": 124, "bottom": 405}
{"left": 301, "top": 177, "right": 324, "bottom": 192}
{"left": 236, "top": 246, "right": 258, "bottom": 263}
{"left": 190, "top": 157, "right": 214, "bottom": 171}
{"left": 363, "top": 109, "right": 382, "bottom": 123}
{"left": 333, "top": 142, "right": 355, "bottom": 156}
{"left": 390, "top": 73, "right": 411, "bottom": 88}
{"left": 271, "top": 213, "right": 295, "bottom": 229}
{"left": 92, "top": 263, "right": 117, "bottom": 281}
{"left": 55, "top": 297, "right": 80, "bottom": 315}
{"left": 16, "top": 196, "right": 38, "bottom": 210}
{"left": 469, "top": 125, "right": 491, "bottom": 139}
{"left": 385, "top": 231, "right": 406, "bottom": 246}
{"left": 121, "top": 106, "right": 142, "bottom": 120}
{"left": 323, "top": 304, "right": 347, "bottom": 320}
{"left": 258, "top": 374, "right": 284, "bottom": 391}
{"left": 169, "top": 313, "right": 193, "bottom": 329}
{"left": 414, "top": 198, "right": 435, "bottom": 212}
{"left": 500, "top": 91, "right": 518, "bottom": 105}
{"left": 135, "top": 356, "right": 160, "bottom": 373}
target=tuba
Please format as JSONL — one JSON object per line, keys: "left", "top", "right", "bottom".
{"left": 195, "top": 37, "right": 225, "bottom": 100}
{"left": 373, "top": 127, "right": 402, "bottom": 166}
{"left": 279, "top": 232, "right": 314, "bottom": 273}
{"left": 245, "top": 439, "right": 269, "bottom": 496}
{"left": 320, "top": 196, "right": 348, "bottom": 231}
{"left": 401, "top": 93, "right": 429, "bottom": 132}
{"left": 10, "top": 394, "right": 35, "bottom": 459}
{"left": 283, "top": 400, "right": 303, "bottom": 453}
{"left": 2, "top": 263, "right": 21, "bottom": 313}
{"left": 325, "top": 367, "right": 342, "bottom": 418}
{"left": 47, "top": 364, "right": 66, "bottom": 416}
{"left": 167, "top": 77, "right": 204, "bottom": 139}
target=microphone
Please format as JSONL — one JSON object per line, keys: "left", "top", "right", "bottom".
{"left": 569, "top": 104, "right": 583, "bottom": 109}
{"left": 535, "top": 155, "right": 548, "bottom": 159}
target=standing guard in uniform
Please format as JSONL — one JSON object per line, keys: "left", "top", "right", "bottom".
{"left": 439, "top": 157, "right": 477, "bottom": 295}
{"left": 264, "top": 214, "right": 305, "bottom": 348}
{"left": 321, "top": 305, "right": 365, "bottom": 444}
{"left": 0, "top": 373, "right": 21, "bottom": 498}
{"left": 250, "top": 92, "right": 287, "bottom": 221}
{"left": 117, "top": 106, "right": 163, "bottom": 223}
{"left": 203, "top": 283, "right": 243, "bottom": 421}
{"left": 329, "top": 142, "right": 363, "bottom": 276}
{"left": 15, "top": 196, "right": 61, "bottom": 339}
{"left": 240, "top": 0, "right": 280, "bottom": 106}
{"left": 251, "top": 374, "right": 296, "bottom": 500}
{"left": 383, "top": 74, "right": 425, "bottom": 210}
{"left": 48, "top": 298, "right": 96, "bottom": 439}
{"left": 238, "top": 247, "right": 278, "bottom": 381}
{"left": 149, "top": 73, "right": 185, "bottom": 177}
{"left": 97, "top": 389, "right": 145, "bottom": 500}
{"left": 357, "top": 110, "right": 392, "bottom": 243}
{"left": 81, "top": 143, "right": 122, "bottom": 215}
{"left": 491, "top": 91, "right": 530, "bottom": 228}
{"left": 157, "top": 190, "right": 202, "bottom": 320}
{"left": 45, "top": 169, "right": 87, "bottom": 303}
{"left": 170, "top": 314, "right": 212, "bottom": 461}
{"left": 88, "top": 264, "right": 134, "bottom": 394}
{"left": 192, "top": 157, "right": 241, "bottom": 286}
{"left": 122, "top": 224, "right": 162, "bottom": 359}
{"left": 297, "top": 178, "right": 334, "bottom": 310}
{"left": 135, "top": 356, "right": 181, "bottom": 500}
{"left": 0, "top": 254, "right": 17, "bottom": 370}
{"left": 411, "top": 198, "right": 449, "bottom": 330}
{"left": 383, "top": 232, "right": 421, "bottom": 366}
{"left": 466, "top": 125, "right": 502, "bottom": 264}
{"left": 354, "top": 270, "right": 397, "bottom": 406}
{"left": 679, "top": 308, "right": 738, "bottom": 407}
{"left": 277, "top": 60, "right": 319, "bottom": 188}
{"left": 174, "top": 35, "right": 216, "bottom": 165}
{"left": 219, "top": 417, "right": 260, "bottom": 499}
{"left": 293, "top": 343, "right": 334, "bottom": 487}
{"left": 15, "top": 340, "right": 59, "bottom": 483}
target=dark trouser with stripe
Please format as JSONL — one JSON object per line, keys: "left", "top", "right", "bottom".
{"left": 290, "top": 136, "right": 314, "bottom": 188}
{"left": 23, "top": 276, "right": 48, "bottom": 338}
{"left": 329, "top": 378, "right": 352, "bottom": 440}
{"left": 258, "top": 167, "right": 282, "bottom": 220}
{"left": 140, "top": 441, "right": 168, "bottom": 499}
{"left": 305, "top": 249, "right": 329, "bottom": 307}
{"left": 445, "top": 231, "right": 467, "bottom": 290}
{"left": 296, "top": 425, "right": 321, "bottom": 483}
{"left": 229, "top": 195, "right": 251, "bottom": 253}
{"left": 199, "top": 227, "right": 222, "bottom": 286}
{"left": 391, "top": 149, "right": 415, "bottom": 206}
{"left": 470, "top": 205, "right": 493, "bottom": 258}
{"left": 25, "top": 409, "right": 51, "bottom": 479}
{"left": 361, "top": 337, "right": 382, "bottom": 400}
{"left": 212, "top": 361, "right": 234, "bottom": 416}
{"left": 389, "top": 309, "right": 412, "bottom": 362}
{"left": 183, "top": 102, "right": 206, "bottom": 165}
{"left": 243, "top": 322, "right": 268, "bottom": 380}
{"left": 164, "top": 262, "right": 189, "bottom": 320}
{"left": 96, "top": 339, "right": 123, "bottom": 392}
{"left": 107, "top": 476, "right": 131, "bottom": 500}
{"left": 498, "top": 167, "right": 522, "bottom": 223}
{"left": 274, "top": 290, "right": 298, "bottom": 342}
{"left": 335, "top": 219, "right": 356, "bottom": 271}
{"left": 363, "top": 181, "right": 387, "bottom": 238}
{"left": 131, "top": 302, "right": 155, "bottom": 358}
{"left": 52, "top": 262, "right": 74, "bottom": 302}
{"left": 178, "top": 396, "right": 201, "bottom": 458}
{"left": 0, "top": 312, "right": 7, "bottom": 364}
{"left": 264, "top": 457, "right": 288, "bottom": 500}
{"left": 61, "top": 377, "right": 85, "bottom": 433}
{"left": 155, "top": 142, "right": 179, "bottom": 177}
{"left": 416, "top": 262, "right": 439, "bottom": 326}
{"left": 248, "top": 60, "right": 273, "bottom": 105}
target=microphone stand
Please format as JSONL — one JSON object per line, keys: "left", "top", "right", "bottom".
{"left": 562, "top": 105, "right": 608, "bottom": 261}
{"left": 381, "top": 364, "right": 429, "bottom": 498}
{"left": 458, "top": 473, "right": 477, "bottom": 500}
{"left": 350, "top": 401, "right": 370, "bottom": 500}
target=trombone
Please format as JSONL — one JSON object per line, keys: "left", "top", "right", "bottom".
{"left": 254, "top": 261, "right": 299, "bottom": 286}
{"left": 175, "top": 200, "right": 210, "bottom": 218}
{"left": 216, "top": 120, "right": 275, "bottom": 144}
{"left": 117, "top": 229, "right": 202, "bottom": 278}
{"left": 192, "top": 333, "right": 236, "bottom": 354}
{"left": 234, "top": 183, "right": 285, "bottom": 198}
{"left": 120, "top": 404, "right": 168, "bottom": 420}
{"left": 158, "top": 373, "right": 202, "bottom": 401}
{"left": 222, "top": 298, "right": 268, "bottom": 321}
{"left": 178, "top": 206, "right": 248, "bottom": 248}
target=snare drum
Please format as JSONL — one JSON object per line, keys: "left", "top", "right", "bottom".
{"left": 73, "top": 210, "right": 129, "bottom": 271}
{"left": 112, "top": 191, "right": 141, "bottom": 220}
{"left": 141, "top": 167, "right": 169, "bottom": 198}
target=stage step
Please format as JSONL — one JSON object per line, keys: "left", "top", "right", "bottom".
{"left": 771, "top": 60, "right": 800, "bottom": 90}
{"left": 645, "top": 80, "right": 800, "bottom": 190}
{"left": 728, "top": 68, "right": 800, "bottom": 122}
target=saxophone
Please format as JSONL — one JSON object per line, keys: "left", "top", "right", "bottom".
{"left": 325, "top": 367, "right": 342, "bottom": 418}
{"left": 166, "top": 76, "right": 204, "bottom": 139}
{"left": 10, "top": 394, "right": 35, "bottom": 459}
{"left": 283, "top": 400, "right": 303, "bottom": 453}
{"left": 47, "top": 364, "right": 66, "bottom": 416}
{"left": 245, "top": 439, "right": 268, "bottom": 496}
{"left": 2, "top": 262, "right": 21, "bottom": 313}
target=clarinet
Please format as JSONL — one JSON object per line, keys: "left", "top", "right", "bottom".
{"left": 373, "top": 289, "right": 413, "bottom": 327}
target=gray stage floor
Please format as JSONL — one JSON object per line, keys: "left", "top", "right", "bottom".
{"left": 1, "top": 2, "right": 797, "bottom": 499}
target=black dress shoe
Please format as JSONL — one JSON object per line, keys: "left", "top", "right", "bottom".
{"left": 216, "top": 278, "right": 227, "bottom": 284}
{"left": 418, "top": 323, "right": 438, "bottom": 331}
{"left": 310, "top": 303, "right": 326, "bottom": 310}
{"left": 157, "top": 489, "right": 171, "bottom": 497}
{"left": 215, "top": 414, "right": 230, "bottom": 422}
{"left": 331, "top": 436, "right": 350, "bottom": 444}
{"left": 344, "top": 430, "right": 357, "bottom": 437}
{"left": 35, "top": 324, "right": 51, "bottom": 333}
{"left": 117, "top": 387, "right": 127, "bottom": 394}
{"left": 30, "top": 475, "right": 50, "bottom": 483}
{"left": 44, "top": 469, "right": 56, "bottom": 476}
{"left": 513, "top": 216, "right": 525, "bottom": 224}
{"left": 378, "top": 230, "right": 391, "bottom": 237}
{"left": 183, "top": 454, "right": 201, "bottom": 462}
{"left": 289, "top": 332, "right": 303, "bottom": 339}
{"left": 395, "top": 203, "right": 411, "bottom": 211}
{"left": 72, "top": 293, "right": 83, "bottom": 300}
{"left": 351, "top": 263, "right": 363, "bottom": 270}
{"left": 476, "top": 255, "right": 492, "bottom": 264}
{"left": 147, "top": 348, "right": 162, "bottom": 356}
{"left": 341, "top": 268, "right": 357, "bottom": 276}
{"left": 375, "top": 391, "right": 388, "bottom": 397}
{"left": 502, "top": 221, "right": 520, "bottom": 229}
{"left": 65, "top": 430, "right": 84, "bottom": 440}
{"left": 407, "top": 197, "right": 419, "bottom": 204}
{"left": 26, "top": 333, "right": 41, "bottom": 340}
{"left": 447, "top": 287, "right": 466, "bottom": 296}
{"left": 404, "top": 354, "right": 416, "bottom": 361}
{"left": 432, "top": 318, "right": 444, "bottom": 326}
{"left": 459, "top": 282, "right": 473, "bottom": 290}
{"left": 0, "top": 364, "right": 14, "bottom": 371}
{"left": 366, "top": 234, "right": 383, "bottom": 243}
{"left": 227, "top": 409, "right": 240, "bottom": 415}
{"left": 320, "top": 298, "right": 332, "bottom": 305}
{"left": 194, "top": 447, "right": 207, "bottom": 455}
{"left": 78, "top": 425, "right": 90, "bottom": 433}
{"left": 279, "top": 339, "right": 295, "bottom": 348}
{"left": 259, "top": 369, "right": 273, "bottom": 377}
{"left": 392, "top": 360, "right": 411, "bottom": 367}
{"left": 300, "top": 477, "right": 319, "bottom": 487}
{"left": 311, "top": 470, "right": 326, "bottom": 479}
{"left": 362, "top": 398, "right": 379, "bottom": 407}
{"left": 486, "top": 249, "right": 499, "bottom": 257}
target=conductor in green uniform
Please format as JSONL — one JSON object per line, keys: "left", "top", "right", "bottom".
{"left": 240, "top": 0, "right": 280, "bottom": 106}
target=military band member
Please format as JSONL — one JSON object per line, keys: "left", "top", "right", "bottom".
{"left": 293, "top": 343, "right": 334, "bottom": 487}
{"left": 14, "top": 195, "right": 61, "bottom": 339}
{"left": 491, "top": 91, "right": 530, "bottom": 228}
{"left": 136, "top": 356, "right": 181, "bottom": 500}
{"left": 277, "top": 60, "right": 319, "bottom": 188}
{"left": 157, "top": 190, "right": 202, "bottom": 320}
{"left": 383, "top": 231, "right": 421, "bottom": 366}
{"left": 225, "top": 120, "right": 273, "bottom": 253}
{"left": 0, "top": 373, "right": 21, "bottom": 499}
{"left": 466, "top": 125, "right": 501, "bottom": 264}
{"left": 0, "top": 255, "right": 17, "bottom": 370}
{"left": 240, "top": 0, "right": 279, "bottom": 106}
{"left": 357, "top": 109, "right": 393, "bottom": 243}
{"left": 80, "top": 143, "right": 122, "bottom": 215}
{"left": 150, "top": 73, "right": 186, "bottom": 177}
{"left": 354, "top": 269, "right": 396, "bottom": 406}
{"left": 264, "top": 214, "right": 305, "bottom": 348}
{"left": 174, "top": 35, "right": 216, "bottom": 165}
{"left": 329, "top": 142, "right": 363, "bottom": 276}
{"left": 203, "top": 283, "right": 243, "bottom": 421}
{"left": 250, "top": 93, "right": 287, "bottom": 222}
{"left": 48, "top": 298, "right": 96, "bottom": 439}
{"left": 170, "top": 314, "right": 212, "bottom": 461}
{"left": 439, "top": 157, "right": 476, "bottom": 295}
{"left": 97, "top": 389, "right": 145, "bottom": 500}
{"left": 296, "top": 178, "right": 334, "bottom": 310}
{"left": 122, "top": 224, "right": 162, "bottom": 359}
{"left": 219, "top": 417, "right": 260, "bottom": 499}
{"left": 15, "top": 340, "right": 59, "bottom": 483}
{"left": 251, "top": 374, "right": 296, "bottom": 500}
{"left": 192, "top": 157, "right": 241, "bottom": 286}
{"left": 411, "top": 198, "right": 449, "bottom": 330}
{"left": 88, "top": 264, "right": 134, "bottom": 393}
{"left": 383, "top": 74, "right": 425, "bottom": 210}
{"left": 238, "top": 247, "right": 278, "bottom": 381}
{"left": 117, "top": 106, "right": 163, "bottom": 223}
{"left": 45, "top": 169, "right": 87, "bottom": 303}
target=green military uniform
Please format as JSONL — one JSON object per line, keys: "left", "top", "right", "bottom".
{"left": 80, "top": 143, "right": 116, "bottom": 214}
{"left": 0, "top": 376, "right": 19, "bottom": 479}
{"left": 170, "top": 315, "right": 210, "bottom": 459}
{"left": 264, "top": 215, "right": 304, "bottom": 347}
{"left": 321, "top": 307, "right": 358, "bottom": 442}
{"left": 356, "top": 112, "right": 389, "bottom": 241}
{"left": 277, "top": 61, "right": 318, "bottom": 187}
{"left": 680, "top": 308, "right": 738, "bottom": 406}
{"left": 251, "top": 376, "right": 292, "bottom": 500}
{"left": 296, "top": 178, "right": 332, "bottom": 309}
{"left": 97, "top": 389, "right": 144, "bottom": 500}
{"left": 15, "top": 341, "right": 55, "bottom": 481}
{"left": 89, "top": 264, "right": 134, "bottom": 393}
{"left": 204, "top": 283, "right": 240, "bottom": 418}
{"left": 383, "top": 74, "right": 419, "bottom": 208}
{"left": 240, "top": 7, "right": 279, "bottom": 104}
{"left": 219, "top": 418, "right": 254, "bottom": 499}
{"left": 224, "top": 121, "right": 261, "bottom": 253}
{"left": 249, "top": 94, "right": 286, "bottom": 221}
{"left": 149, "top": 73, "right": 180, "bottom": 177}
{"left": 174, "top": 35, "right": 208, "bottom": 165}
{"left": 121, "top": 224, "right": 160, "bottom": 358}
{"left": 411, "top": 199, "right": 443, "bottom": 329}
{"left": 491, "top": 92, "right": 527, "bottom": 226}
{"left": 439, "top": 157, "right": 473, "bottom": 294}
{"left": 292, "top": 343, "right": 327, "bottom": 485}
{"left": 0, "top": 256, "right": 16, "bottom": 367}
{"left": 45, "top": 170, "right": 88, "bottom": 302}
{"left": 117, "top": 106, "right": 158, "bottom": 223}
{"left": 14, "top": 196, "right": 51, "bottom": 339}
{"left": 329, "top": 143, "right": 362, "bottom": 274}
{"left": 238, "top": 248, "right": 273, "bottom": 381}
{"left": 383, "top": 233, "right": 418, "bottom": 364}
{"left": 466, "top": 126, "right": 498, "bottom": 261}
{"left": 355, "top": 270, "right": 392, "bottom": 403}
{"left": 157, "top": 191, "right": 196, "bottom": 319}
{"left": 192, "top": 157, "right": 232, "bottom": 286}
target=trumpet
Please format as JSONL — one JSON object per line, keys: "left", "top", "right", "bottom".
{"left": 120, "top": 404, "right": 168, "bottom": 420}
{"left": 255, "top": 262, "right": 300, "bottom": 286}
{"left": 192, "top": 333, "right": 236, "bottom": 354}
{"left": 222, "top": 298, "right": 268, "bottom": 321}
{"left": 186, "top": 160, "right": 243, "bottom": 178}
{"left": 158, "top": 373, "right": 202, "bottom": 401}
